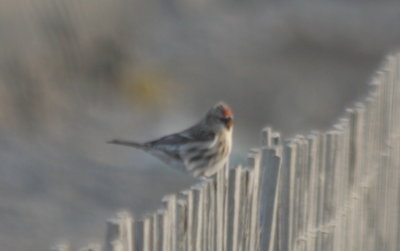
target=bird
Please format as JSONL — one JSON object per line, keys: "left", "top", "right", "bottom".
{"left": 108, "top": 102, "right": 234, "bottom": 177}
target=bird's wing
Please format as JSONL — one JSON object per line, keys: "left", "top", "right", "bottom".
{"left": 147, "top": 129, "right": 215, "bottom": 158}
{"left": 148, "top": 126, "right": 215, "bottom": 146}
{"left": 147, "top": 134, "right": 191, "bottom": 147}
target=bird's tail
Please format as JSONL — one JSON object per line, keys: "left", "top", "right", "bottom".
{"left": 107, "top": 139, "right": 148, "bottom": 150}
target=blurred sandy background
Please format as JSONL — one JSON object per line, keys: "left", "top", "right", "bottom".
{"left": 0, "top": 0, "right": 399, "bottom": 250}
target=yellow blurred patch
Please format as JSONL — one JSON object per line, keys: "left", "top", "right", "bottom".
{"left": 119, "top": 67, "right": 174, "bottom": 110}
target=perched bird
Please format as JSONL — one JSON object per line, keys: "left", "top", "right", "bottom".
{"left": 108, "top": 102, "right": 234, "bottom": 177}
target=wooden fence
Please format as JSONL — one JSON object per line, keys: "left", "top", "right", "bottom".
{"left": 52, "top": 53, "right": 400, "bottom": 251}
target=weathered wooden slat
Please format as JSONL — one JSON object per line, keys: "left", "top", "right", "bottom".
{"left": 201, "top": 180, "right": 210, "bottom": 251}
{"left": 176, "top": 198, "right": 188, "bottom": 251}
{"left": 241, "top": 167, "right": 252, "bottom": 251}
{"left": 140, "top": 216, "right": 152, "bottom": 251}
{"left": 135, "top": 220, "right": 144, "bottom": 251}
{"left": 314, "top": 133, "right": 326, "bottom": 251}
{"left": 259, "top": 147, "right": 281, "bottom": 251}
{"left": 207, "top": 179, "right": 216, "bottom": 251}
{"left": 216, "top": 164, "right": 229, "bottom": 251}
{"left": 227, "top": 165, "right": 243, "bottom": 251}
{"left": 180, "top": 189, "right": 194, "bottom": 251}
{"left": 152, "top": 210, "right": 164, "bottom": 251}
{"left": 105, "top": 211, "right": 133, "bottom": 251}
{"left": 162, "top": 194, "right": 177, "bottom": 251}
{"left": 287, "top": 141, "right": 298, "bottom": 251}
{"left": 277, "top": 140, "right": 293, "bottom": 251}
{"left": 305, "top": 135, "right": 314, "bottom": 251}
{"left": 248, "top": 149, "right": 262, "bottom": 251}
{"left": 192, "top": 182, "right": 206, "bottom": 251}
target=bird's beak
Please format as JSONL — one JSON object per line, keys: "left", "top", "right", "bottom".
{"left": 225, "top": 117, "right": 234, "bottom": 128}
{"left": 220, "top": 116, "right": 234, "bottom": 129}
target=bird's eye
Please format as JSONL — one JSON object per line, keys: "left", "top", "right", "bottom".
{"left": 219, "top": 117, "right": 232, "bottom": 124}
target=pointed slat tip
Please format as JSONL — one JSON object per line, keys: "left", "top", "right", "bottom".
{"left": 271, "top": 132, "right": 281, "bottom": 146}
{"left": 261, "top": 126, "right": 273, "bottom": 146}
{"left": 107, "top": 210, "right": 133, "bottom": 224}
{"left": 161, "top": 194, "right": 177, "bottom": 203}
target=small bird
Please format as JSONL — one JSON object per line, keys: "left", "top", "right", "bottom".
{"left": 108, "top": 102, "right": 234, "bottom": 177}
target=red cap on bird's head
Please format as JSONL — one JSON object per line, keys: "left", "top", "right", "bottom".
{"left": 214, "top": 102, "right": 233, "bottom": 118}
{"left": 222, "top": 105, "right": 233, "bottom": 118}
{"left": 211, "top": 102, "right": 234, "bottom": 129}
{"left": 205, "top": 102, "right": 234, "bottom": 129}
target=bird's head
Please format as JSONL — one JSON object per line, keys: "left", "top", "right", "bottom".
{"left": 205, "top": 102, "right": 234, "bottom": 131}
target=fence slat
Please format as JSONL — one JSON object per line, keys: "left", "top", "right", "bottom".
{"left": 227, "top": 165, "right": 243, "bottom": 251}
{"left": 105, "top": 211, "right": 133, "bottom": 251}
{"left": 259, "top": 147, "right": 281, "bottom": 251}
